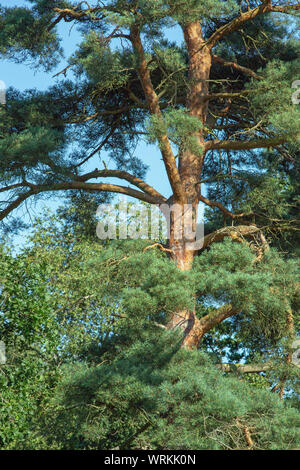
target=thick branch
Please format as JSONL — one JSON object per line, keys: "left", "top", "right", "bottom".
{"left": 37, "top": 181, "right": 162, "bottom": 204}
{"left": 206, "top": 2, "right": 300, "bottom": 49}
{"left": 130, "top": 26, "right": 185, "bottom": 202}
{"left": 76, "top": 169, "right": 166, "bottom": 202}
{"left": 0, "top": 181, "right": 162, "bottom": 222}
{"left": 199, "top": 303, "right": 241, "bottom": 337}
{"left": 200, "top": 225, "right": 261, "bottom": 251}
{"left": 172, "top": 303, "right": 241, "bottom": 349}
{"left": 205, "top": 135, "right": 294, "bottom": 152}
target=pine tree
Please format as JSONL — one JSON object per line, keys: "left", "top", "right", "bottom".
{"left": 0, "top": 0, "right": 299, "bottom": 428}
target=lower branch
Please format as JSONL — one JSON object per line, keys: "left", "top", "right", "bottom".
{"left": 199, "top": 225, "right": 261, "bottom": 251}
{"left": 198, "top": 303, "right": 241, "bottom": 338}
{"left": 167, "top": 303, "right": 240, "bottom": 350}
{"left": 217, "top": 363, "right": 272, "bottom": 374}
{"left": 0, "top": 181, "right": 165, "bottom": 221}
{"left": 143, "top": 243, "right": 174, "bottom": 254}
{"left": 217, "top": 361, "right": 300, "bottom": 374}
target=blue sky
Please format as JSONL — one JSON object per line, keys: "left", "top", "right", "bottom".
{"left": 0, "top": 1, "right": 204, "bottom": 247}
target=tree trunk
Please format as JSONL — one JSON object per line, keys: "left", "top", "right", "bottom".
{"left": 165, "top": 21, "right": 212, "bottom": 350}
{"left": 166, "top": 200, "right": 201, "bottom": 349}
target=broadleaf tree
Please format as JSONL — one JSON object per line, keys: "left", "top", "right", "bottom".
{"left": 0, "top": 0, "right": 300, "bottom": 445}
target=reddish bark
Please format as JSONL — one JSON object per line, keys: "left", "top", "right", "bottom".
{"left": 165, "top": 22, "right": 213, "bottom": 349}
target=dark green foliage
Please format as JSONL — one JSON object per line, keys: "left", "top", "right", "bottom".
{"left": 247, "top": 59, "right": 300, "bottom": 144}
{"left": 43, "top": 320, "right": 300, "bottom": 450}
{"left": 0, "top": 3, "right": 63, "bottom": 69}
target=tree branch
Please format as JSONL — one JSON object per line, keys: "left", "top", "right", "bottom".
{"left": 198, "top": 194, "right": 250, "bottom": 219}
{"left": 200, "top": 225, "right": 261, "bottom": 251}
{"left": 0, "top": 182, "right": 33, "bottom": 194}
{"left": 42, "top": 182, "right": 162, "bottom": 205}
{"left": 217, "top": 361, "right": 300, "bottom": 373}
{"left": 72, "top": 123, "right": 120, "bottom": 168}
{"left": 53, "top": 7, "right": 104, "bottom": 22}
{"left": 66, "top": 104, "right": 130, "bottom": 124}
{"left": 0, "top": 181, "right": 163, "bottom": 222}
{"left": 0, "top": 189, "right": 37, "bottom": 221}
{"left": 76, "top": 169, "right": 166, "bottom": 202}
{"left": 212, "top": 55, "right": 263, "bottom": 81}
{"left": 206, "top": 2, "right": 300, "bottom": 49}
{"left": 205, "top": 135, "right": 295, "bottom": 152}
{"left": 198, "top": 303, "right": 241, "bottom": 337}
{"left": 130, "top": 26, "right": 185, "bottom": 202}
